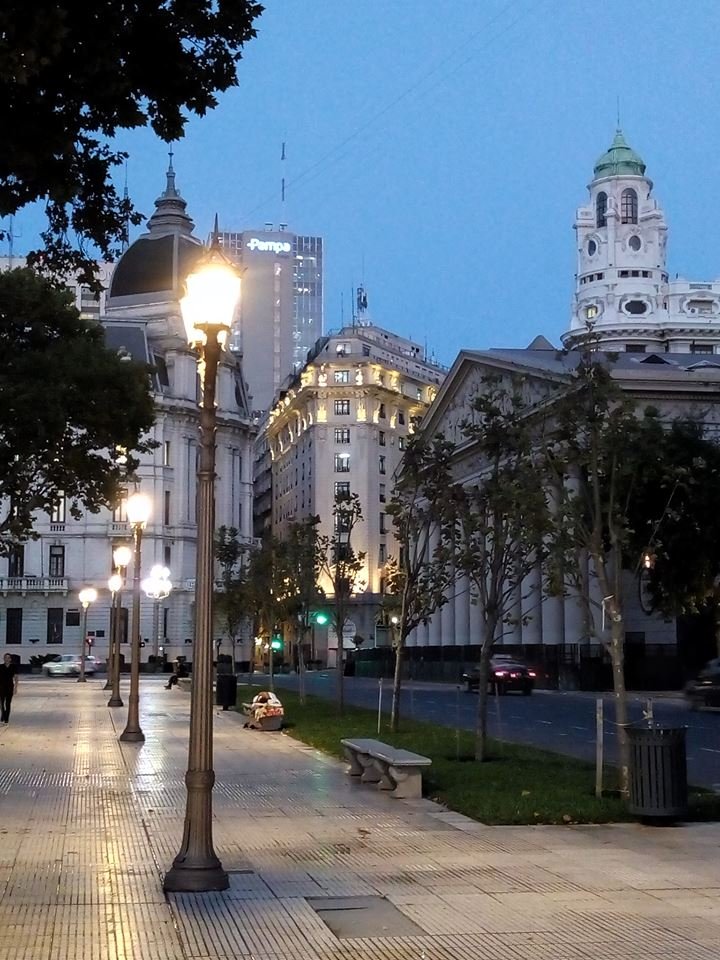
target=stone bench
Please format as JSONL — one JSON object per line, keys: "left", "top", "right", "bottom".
{"left": 341, "top": 738, "right": 431, "bottom": 800}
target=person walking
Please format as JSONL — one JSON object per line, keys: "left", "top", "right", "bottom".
{"left": 0, "top": 653, "right": 18, "bottom": 723}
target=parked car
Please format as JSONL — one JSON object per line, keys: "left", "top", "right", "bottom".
{"left": 462, "top": 656, "right": 536, "bottom": 695}
{"left": 43, "top": 655, "right": 98, "bottom": 677}
{"left": 685, "top": 658, "right": 720, "bottom": 711}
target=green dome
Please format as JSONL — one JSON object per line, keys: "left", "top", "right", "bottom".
{"left": 593, "top": 129, "right": 646, "bottom": 178}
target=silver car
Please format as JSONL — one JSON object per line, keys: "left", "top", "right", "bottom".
{"left": 43, "top": 655, "right": 98, "bottom": 677}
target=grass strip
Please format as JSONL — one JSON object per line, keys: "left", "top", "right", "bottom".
{"left": 235, "top": 686, "right": 711, "bottom": 825}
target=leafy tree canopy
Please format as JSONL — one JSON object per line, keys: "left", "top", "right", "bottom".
{"left": 0, "top": 0, "right": 263, "bottom": 284}
{"left": 0, "top": 268, "right": 156, "bottom": 550}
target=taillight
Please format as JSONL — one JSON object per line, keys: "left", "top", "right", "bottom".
{"left": 494, "top": 670, "right": 508, "bottom": 677}
{"left": 528, "top": 671, "right": 536, "bottom": 678}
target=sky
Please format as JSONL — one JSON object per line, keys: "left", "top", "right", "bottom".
{"left": 9, "top": 0, "right": 720, "bottom": 367}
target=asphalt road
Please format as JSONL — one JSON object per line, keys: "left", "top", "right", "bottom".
{"left": 259, "top": 670, "right": 720, "bottom": 790}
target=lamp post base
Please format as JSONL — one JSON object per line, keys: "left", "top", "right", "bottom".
{"left": 119, "top": 729, "right": 145, "bottom": 743}
{"left": 107, "top": 695, "right": 124, "bottom": 708}
{"left": 163, "top": 860, "right": 229, "bottom": 893}
{"left": 77, "top": 677, "right": 87, "bottom": 683}
{"left": 103, "top": 679, "right": 112, "bottom": 690}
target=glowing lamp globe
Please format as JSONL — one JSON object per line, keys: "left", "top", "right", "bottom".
{"left": 180, "top": 249, "right": 241, "bottom": 348}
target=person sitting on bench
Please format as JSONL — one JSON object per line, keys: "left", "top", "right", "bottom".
{"left": 165, "top": 659, "right": 188, "bottom": 689}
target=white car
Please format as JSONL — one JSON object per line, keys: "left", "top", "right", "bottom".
{"left": 43, "top": 655, "right": 98, "bottom": 677}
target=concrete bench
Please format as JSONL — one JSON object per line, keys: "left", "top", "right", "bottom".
{"left": 341, "top": 738, "right": 431, "bottom": 799}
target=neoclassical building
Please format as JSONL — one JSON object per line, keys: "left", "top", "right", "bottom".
{"left": 0, "top": 165, "right": 257, "bottom": 665}
{"left": 372, "top": 132, "right": 720, "bottom": 689}
{"left": 266, "top": 323, "right": 447, "bottom": 659}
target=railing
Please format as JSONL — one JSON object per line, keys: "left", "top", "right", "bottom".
{"left": 0, "top": 577, "right": 69, "bottom": 595}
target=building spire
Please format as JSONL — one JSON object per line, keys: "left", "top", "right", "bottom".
{"left": 164, "top": 146, "right": 179, "bottom": 198}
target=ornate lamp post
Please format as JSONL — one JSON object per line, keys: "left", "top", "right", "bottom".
{"left": 108, "top": 545, "right": 132, "bottom": 706}
{"left": 142, "top": 564, "right": 172, "bottom": 664}
{"left": 120, "top": 492, "right": 151, "bottom": 743}
{"left": 78, "top": 587, "right": 98, "bottom": 682}
{"left": 164, "top": 238, "right": 240, "bottom": 893}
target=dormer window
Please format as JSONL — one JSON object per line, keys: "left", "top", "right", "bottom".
{"left": 621, "top": 188, "right": 638, "bottom": 224}
{"left": 596, "top": 192, "right": 607, "bottom": 227}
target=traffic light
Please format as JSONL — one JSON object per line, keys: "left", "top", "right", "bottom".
{"left": 270, "top": 635, "right": 283, "bottom": 652}
{"left": 313, "top": 611, "right": 329, "bottom": 626}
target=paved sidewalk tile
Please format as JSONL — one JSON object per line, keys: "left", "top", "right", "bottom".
{"left": 0, "top": 678, "right": 719, "bottom": 959}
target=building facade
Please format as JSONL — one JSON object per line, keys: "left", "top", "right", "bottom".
{"left": 266, "top": 324, "right": 447, "bottom": 660}
{"left": 217, "top": 227, "right": 323, "bottom": 413}
{"left": 0, "top": 164, "right": 257, "bottom": 667}
{"left": 565, "top": 129, "right": 720, "bottom": 353}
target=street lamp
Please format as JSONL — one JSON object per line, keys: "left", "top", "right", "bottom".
{"left": 119, "top": 492, "right": 151, "bottom": 743}
{"left": 164, "top": 236, "right": 240, "bottom": 893}
{"left": 78, "top": 587, "right": 98, "bottom": 682}
{"left": 142, "top": 564, "right": 172, "bottom": 663}
{"left": 108, "top": 544, "right": 132, "bottom": 706}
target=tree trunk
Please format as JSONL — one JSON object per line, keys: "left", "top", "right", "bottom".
{"left": 390, "top": 639, "right": 404, "bottom": 732}
{"left": 297, "top": 623, "right": 307, "bottom": 706}
{"left": 474, "top": 622, "right": 496, "bottom": 762}
{"left": 609, "top": 613, "right": 630, "bottom": 797}
{"left": 336, "top": 626, "right": 344, "bottom": 715}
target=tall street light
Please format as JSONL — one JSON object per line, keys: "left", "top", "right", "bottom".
{"left": 108, "top": 544, "right": 132, "bottom": 706}
{"left": 120, "top": 492, "right": 151, "bottom": 743}
{"left": 78, "top": 587, "right": 98, "bottom": 682}
{"left": 142, "top": 564, "right": 172, "bottom": 664}
{"left": 164, "top": 235, "right": 240, "bottom": 893}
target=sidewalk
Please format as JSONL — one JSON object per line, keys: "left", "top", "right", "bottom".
{"left": 1, "top": 679, "right": 719, "bottom": 959}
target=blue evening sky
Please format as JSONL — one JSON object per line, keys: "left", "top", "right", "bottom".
{"left": 9, "top": 1, "right": 720, "bottom": 366}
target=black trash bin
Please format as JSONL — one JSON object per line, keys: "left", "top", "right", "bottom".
{"left": 627, "top": 724, "right": 687, "bottom": 821}
{"left": 216, "top": 673, "right": 238, "bottom": 711}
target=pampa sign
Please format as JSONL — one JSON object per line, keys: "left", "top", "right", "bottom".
{"left": 246, "top": 238, "right": 292, "bottom": 254}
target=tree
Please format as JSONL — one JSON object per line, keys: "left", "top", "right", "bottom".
{"left": 279, "top": 516, "right": 324, "bottom": 705}
{"left": 547, "top": 358, "right": 669, "bottom": 795}
{"left": 317, "top": 492, "right": 366, "bottom": 713}
{"left": 1, "top": 0, "right": 263, "bottom": 284}
{"left": 0, "top": 267, "right": 156, "bottom": 552}
{"left": 453, "top": 376, "right": 553, "bottom": 761}
{"left": 214, "top": 525, "right": 251, "bottom": 668}
{"left": 242, "top": 536, "right": 288, "bottom": 681}
{"left": 385, "top": 434, "right": 458, "bottom": 732}
{"left": 624, "top": 419, "right": 720, "bottom": 657}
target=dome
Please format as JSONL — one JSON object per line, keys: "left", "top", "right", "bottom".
{"left": 109, "top": 158, "right": 204, "bottom": 300}
{"left": 593, "top": 129, "right": 646, "bottom": 178}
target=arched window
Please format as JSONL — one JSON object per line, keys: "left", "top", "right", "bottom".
{"left": 596, "top": 192, "right": 607, "bottom": 227}
{"left": 621, "top": 188, "right": 638, "bottom": 224}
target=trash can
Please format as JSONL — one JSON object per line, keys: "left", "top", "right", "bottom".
{"left": 216, "top": 673, "right": 237, "bottom": 711}
{"left": 627, "top": 724, "right": 687, "bottom": 821}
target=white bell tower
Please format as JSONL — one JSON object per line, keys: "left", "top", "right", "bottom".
{"left": 564, "top": 130, "right": 669, "bottom": 351}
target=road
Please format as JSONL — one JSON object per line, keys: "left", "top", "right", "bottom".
{"left": 260, "top": 670, "right": 720, "bottom": 790}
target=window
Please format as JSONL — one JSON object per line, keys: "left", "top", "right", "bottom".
{"left": 50, "top": 496, "right": 65, "bottom": 523}
{"left": 691, "top": 344, "right": 714, "bottom": 355}
{"left": 398, "top": 411, "right": 406, "bottom": 426}
{"left": 379, "top": 455, "right": 386, "bottom": 475}
{"left": 379, "top": 483, "right": 386, "bottom": 503}
{"left": 336, "top": 342, "right": 350, "bottom": 356}
{"left": 47, "top": 608, "right": 63, "bottom": 645}
{"left": 625, "top": 344, "right": 647, "bottom": 353}
{"left": 587, "top": 239, "right": 597, "bottom": 256}
{"left": 334, "top": 428, "right": 350, "bottom": 444}
{"left": 398, "top": 436, "right": 406, "bottom": 450}
{"left": 49, "top": 545, "right": 65, "bottom": 578}
{"left": 164, "top": 545, "right": 172, "bottom": 567}
{"left": 585, "top": 305, "right": 598, "bottom": 320}
{"left": 336, "top": 510, "right": 352, "bottom": 534}
{"left": 335, "top": 482, "right": 350, "bottom": 500}
{"left": 8, "top": 546, "right": 24, "bottom": 578}
{"left": 596, "top": 192, "right": 607, "bottom": 227}
{"left": 379, "top": 430, "right": 386, "bottom": 446}
{"left": 334, "top": 399, "right": 350, "bottom": 416}
{"left": 621, "top": 188, "right": 638, "bottom": 224}
{"left": 378, "top": 403, "right": 386, "bottom": 419}
{"left": 164, "top": 491, "right": 171, "bottom": 526}
{"left": 6, "top": 608, "right": 22, "bottom": 645}
{"left": 379, "top": 543, "right": 387, "bottom": 564}
{"left": 628, "top": 235, "right": 642, "bottom": 252}
{"left": 113, "top": 489, "right": 128, "bottom": 523}
{"left": 334, "top": 370, "right": 350, "bottom": 384}
{"left": 334, "top": 453, "right": 350, "bottom": 473}
{"left": 163, "top": 440, "right": 171, "bottom": 466}
{"left": 379, "top": 513, "right": 387, "bottom": 534}
{"left": 624, "top": 300, "right": 648, "bottom": 315}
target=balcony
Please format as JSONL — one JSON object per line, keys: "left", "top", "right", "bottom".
{"left": 0, "top": 577, "right": 69, "bottom": 596}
